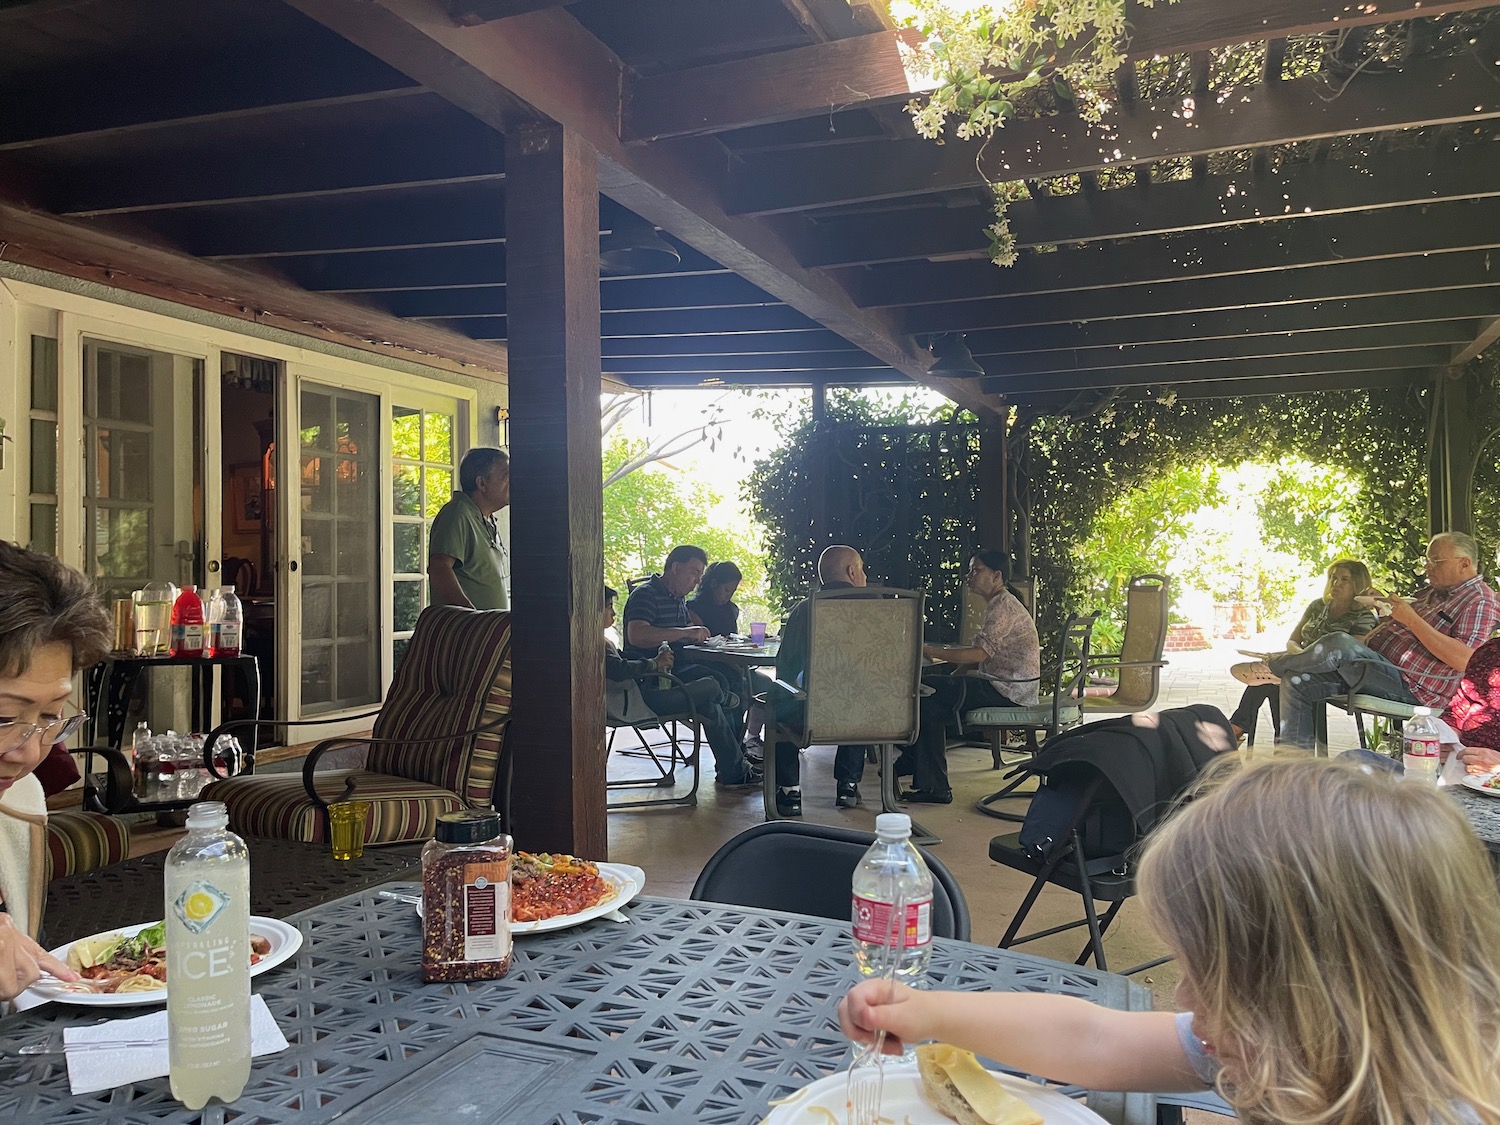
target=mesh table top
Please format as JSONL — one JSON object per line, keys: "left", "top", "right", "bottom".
{"left": 3, "top": 890, "right": 1155, "bottom": 1125}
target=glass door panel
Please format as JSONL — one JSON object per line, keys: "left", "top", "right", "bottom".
{"left": 390, "top": 403, "right": 455, "bottom": 669}
{"left": 297, "top": 383, "right": 380, "bottom": 714}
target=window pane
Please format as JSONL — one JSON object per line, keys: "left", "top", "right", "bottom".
{"left": 392, "top": 637, "right": 409, "bottom": 671}
{"left": 336, "top": 642, "right": 373, "bottom": 701}
{"left": 336, "top": 582, "right": 371, "bottom": 637}
{"left": 302, "top": 584, "right": 332, "bottom": 640}
{"left": 394, "top": 523, "right": 423, "bottom": 574}
{"left": 424, "top": 413, "right": 453, "bottom": 464}
{"left": 30, "top": 337, "right": 58, "bottom": 410}
{"left": 96, "top": 508, "right": 151, "bottom": 579}
{"left": 425, "top": 467, "right": 453, "bottom": 518}
{"left": 391, "top": 406, "right": 421, "bottom": 460}
{"left": 30, "top": 419, "right": 56, "bottom": 493}
{"left": 300, "top": 391, "right": 331, "bottom": 451}
{"left": 392, "top": 463, "right": 421, "bottom": 516}
{"left": 29, "top": 504, "right": 56, "bottom": 555}
{"left": 394, "top": 580, "right": 422, "bottom": 632}
{"left": 302, "top": 646, "right": 332, "bottom": 706}
{"left": 94, "top": 428, "right": 152, "bottom": 501}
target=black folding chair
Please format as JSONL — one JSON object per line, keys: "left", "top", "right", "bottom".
{"left": 692, "top": 821, "right": 971, "bottom": 941}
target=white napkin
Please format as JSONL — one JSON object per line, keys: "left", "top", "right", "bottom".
{"left": 64, "top": 994, "right": 288, "bottom": 1095}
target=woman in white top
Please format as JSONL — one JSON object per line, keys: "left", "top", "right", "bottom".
{"left": 0, "top": 541, "right": 108, "bottom": 999}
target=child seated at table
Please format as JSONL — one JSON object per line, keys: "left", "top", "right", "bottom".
{"left": 840, "top": 757, "right": 1500, "bottom": 1124}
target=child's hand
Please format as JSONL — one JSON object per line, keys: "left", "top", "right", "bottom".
{"left": 838, "top": 979, "right": 937, "bottom": 1054}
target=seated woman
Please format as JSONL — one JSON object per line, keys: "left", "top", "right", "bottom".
{"left": 686, "top": 560, "right": 741, "bottom": 638}
{"left": 1227, "top": 558, "right": 1377, "bottom": 746}
{"left": 1449, "top": 634, "right": 1500, "bottom": 774}
{"left": 0, "top": 541, "right": 109, "bottom": 1000}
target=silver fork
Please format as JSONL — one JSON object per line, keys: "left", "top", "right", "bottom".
{"left": 846, "top": 886, "right": 905, "bottom": 1125}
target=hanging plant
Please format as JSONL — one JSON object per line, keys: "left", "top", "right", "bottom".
{"left": 898, "top": 0, "right": 1179, "bottom": 265}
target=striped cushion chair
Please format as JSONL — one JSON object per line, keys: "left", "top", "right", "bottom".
{"left": 45, "top": 809, "right": 133, "bottom": 880}
{"left": 203, "top": 606, "right": 513, "bottom": 846}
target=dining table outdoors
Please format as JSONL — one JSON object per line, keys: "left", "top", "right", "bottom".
{"left": 2, "top": 885, "right": 1157, "bottom": 1125}
{"left": 1448, "top": 778, "right": 1500, "bottom": 859}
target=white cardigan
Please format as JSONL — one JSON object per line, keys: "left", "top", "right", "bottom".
{"left": 0, "top": 773, "right": 47, "bottom": 938}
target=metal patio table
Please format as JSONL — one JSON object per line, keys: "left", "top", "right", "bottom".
{"left": 1, "top": 891, "right": 1154, "bottom": 1125}
{"left": 1449, "top": 782, "right": 1500, "bottom": 858}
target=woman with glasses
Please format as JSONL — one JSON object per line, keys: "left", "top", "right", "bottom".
{"left": 0, "top": 540, "right": 109, "bottom": 1000}
{"left": 1225, "top": 558, "right": 1378, "bottom": 747}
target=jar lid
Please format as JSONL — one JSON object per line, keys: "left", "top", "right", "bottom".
{"left": 434, "top": 811, "right": 503, "bottom": 844}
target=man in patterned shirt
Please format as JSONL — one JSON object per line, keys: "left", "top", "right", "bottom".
{"left": 1273, "top": 531, "right": 1500, "bottom": 749}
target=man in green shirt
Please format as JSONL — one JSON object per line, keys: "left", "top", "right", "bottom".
{"left": 428, "top": 447, "right": 510, "bottom": 611}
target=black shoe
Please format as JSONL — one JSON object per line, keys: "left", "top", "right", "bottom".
{"left": 743, "top": 744, "right": 764, "bottom": 767}
{"left": 715, "top": 763, "right": 764, "bottom": 790}
{"left": 776, "top": 787, "right": 803, "bottom": 816}
{"left": 900, "top": 787, "right": 953, "bottom": 805}
{"left": 835, "top": 782, "right": 861, "bottom": 809}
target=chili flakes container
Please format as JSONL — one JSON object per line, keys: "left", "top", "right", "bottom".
{"left": 421, "top": 811, "right": 512, "bottom": 982}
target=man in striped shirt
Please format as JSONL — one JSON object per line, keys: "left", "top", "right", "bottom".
{"left": 1273, "top": 531, "right": 1500, "bottom": 749}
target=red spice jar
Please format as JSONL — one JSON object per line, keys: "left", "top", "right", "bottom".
{"left": 421, "top": 811, "right": 512, "bottom": 982}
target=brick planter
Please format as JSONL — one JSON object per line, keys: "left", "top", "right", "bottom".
{"left": 1165, "top": 624, "right": 1210, "bottom": 651}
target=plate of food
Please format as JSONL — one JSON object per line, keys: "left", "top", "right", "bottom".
{"left": 23, "top": 916, "right": 302, "bottom": 1007}
{"left": 512, "top": 853, "right": 644, "bottom": 933}
{"left": 1460, "top": 772, "right": 1500, "bottom": 798}
{"left": 763, "top": 1046, "right": 1106, "bottom": 1124}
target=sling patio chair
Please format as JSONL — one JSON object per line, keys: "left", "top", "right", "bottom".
{"left": 201, "top": 605, "right": 513, "bottom": 846}
{"left": 1080, "top": 574, "right": 1170, "bottom": 716}
{"left": 606, "top": 668, "right": 703, "bottom": 810}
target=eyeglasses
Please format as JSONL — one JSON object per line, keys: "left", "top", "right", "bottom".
{"left": 1418, "top": 556, "right": 1458, "bottom": 571}
{"left": 0, "top": 712, "right": 87, "bottom": 753}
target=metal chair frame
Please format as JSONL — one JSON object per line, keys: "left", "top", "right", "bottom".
{"left": 606, "top": 670, "right": 703, "bottom": 810}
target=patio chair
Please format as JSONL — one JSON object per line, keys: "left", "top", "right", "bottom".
{"left": 201, "top": 605, "right": 513, "bottom": 845}
{"left": 606, "top": 669, "right": 702, "bottom": 810}
{"left": 691, "top": 821, "right": 970, "bottom": 941}
{"left": 1080, "top": 574, "right": 1169, "bottom": 716}
{"left": 757, "top": 587, "right": 929, "bottom": 837}
{"left": 45, "top": 809, "right": 133, "bottom": 880}
{"left": 1320, "top": 692, "right": 1415, "bottom": 756}
{"left": 972, "top": 612, "right": 1099, "bottom": 821}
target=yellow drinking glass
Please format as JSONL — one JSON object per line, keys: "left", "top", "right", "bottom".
{"left": 328, "top": 800, "right": 371, "bottom": 861}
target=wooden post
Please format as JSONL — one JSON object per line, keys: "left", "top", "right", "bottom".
{"left": 504, "top": 123, "right": 607, "bottom": 857}
{"left": 977, "top": 414, "right": 1005, "bottom": 552}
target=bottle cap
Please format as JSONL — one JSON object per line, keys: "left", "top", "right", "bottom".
{"left": 185, "top": 801, "right": 229, "bottom": 830}
{"left": 434, "top": 811, "right": 503, "bottom": 844}
{"left": 1413, "top": 706, "right": 1432, "bottom": 716}
{"left": 875, "top": 812, "right": 911, "bottom": 838}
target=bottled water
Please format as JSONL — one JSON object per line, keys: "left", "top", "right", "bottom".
{"left": 852, "top": 812, "right": 934, "bottom": 984}
{"left": 207, "top": 586, "right": 243, "bottom": 658}
{"left": 131, "top": 721, "right": 151, "bottom": 770}
{"left": 165, "top": 802, "right": 250, "bottom": 1109}
{"left": 1402, "top": 707, "right": 1442, "bottom": 783}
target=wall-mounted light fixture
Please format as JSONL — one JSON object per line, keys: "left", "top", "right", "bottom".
{"left": 496, "top": 407, "right": 510, "bottom": 448}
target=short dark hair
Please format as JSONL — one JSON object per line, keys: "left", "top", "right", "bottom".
{"left": 700, "top": 560, "right": 742, "bottom": 593}
{"left": 971, "top": 548, "right": 1010, "bottom": 580}
{"left": 0, "top": 541, "right": 111, "bottom": 677}
{"left": 459, "top": 447, "right": 509, "bottom": 494}
{"left": 604, "top": 585, "right": 617, "bottom": 607}
{"left": 664, "top": 545, "right": 708, "bottom": 570}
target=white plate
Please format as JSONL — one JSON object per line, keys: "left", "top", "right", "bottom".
{"left": 23, "top": 915, "right": 303, "bottom": 1008}
{"left": 1460, "top": 774, "right": 1500, "bottom": 798}
{"left": 762, "top": 1061, "right": 1108, "bottom": 1124}
{"left": 414, "top": 862, "right": 646, "bottom": 934}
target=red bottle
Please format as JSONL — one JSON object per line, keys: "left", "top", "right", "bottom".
{"left": 169, "top": 585, "right": 206, "bottom": 658}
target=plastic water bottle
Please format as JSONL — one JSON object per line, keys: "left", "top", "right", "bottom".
{"left": 207, "top": 586, "right": 243, "bottom": 658}
{"left": 1402, "top": 707, "right": 1442, "bottom": 783}
{"left": 852, "top": 812, "right": 934, "bottom": 984}
{"left": 169, "top": 586, "right": 206, "bottom": 658}
{"left": 656, "top": 641, "right": 673, "bottom": 690}
{"left": 165, "top": 802, "right": 250, "bottom": 1109}
{"left": 130, "top": 720, "right": 151, "bottom": 771}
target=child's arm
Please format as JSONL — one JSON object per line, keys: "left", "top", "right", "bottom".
{"left": 839, "top": 981, "right": 1205, "bottom": 1092}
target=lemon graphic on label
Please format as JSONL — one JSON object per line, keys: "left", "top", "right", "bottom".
{"left": 173, "top": 881, "right": 230, "bottom": 933}
{"left": 185, "top": 891, "right": 217, "bottom": 922}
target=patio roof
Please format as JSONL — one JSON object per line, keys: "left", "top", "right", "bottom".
{"left": 1, "top": 0, "right": 1497, "bottom": 417}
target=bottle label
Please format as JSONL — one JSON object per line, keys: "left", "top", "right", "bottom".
{"left": 173, "top": 623, "right": 204, "bottom": 652}
{"left": 852, "top": 894, "right": 932, "bottom": 948}
{"left": 462, "top": 860, "right": 511, "bottom": 962}
{"left": 214, "top": 622, "right": 241, "bottom": 649}
{"left": 1404, "top": 737, "right": 1441, "bottom": 759}
{"left": 173, "top": 880, "right": 230, "bottom": 935}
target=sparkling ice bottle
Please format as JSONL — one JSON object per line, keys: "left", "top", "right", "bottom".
{"left": 852, "top": 812, "right": 934, "bottom": 984}
{"left": 1402, "top": 706, "right": 1442, "bottom": 783}
{"left": 166, "top": 801, "right": 251, "bottom": 1109}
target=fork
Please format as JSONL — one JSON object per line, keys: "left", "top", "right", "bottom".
{"left": 846, "top": 885, "right": 905, "bottom": 1125}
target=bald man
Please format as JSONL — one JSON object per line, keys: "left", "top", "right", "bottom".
{"left": 769, "top": 544, "right": 873, "bottom": 816}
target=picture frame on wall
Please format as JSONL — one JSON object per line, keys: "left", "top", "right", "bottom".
{"left": 228, "top": 462, "right": 266, "bottom": 535}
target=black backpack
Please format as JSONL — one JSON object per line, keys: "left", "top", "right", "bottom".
{"left": 1017, "top": 761, "right": 1137, "bottom": 871}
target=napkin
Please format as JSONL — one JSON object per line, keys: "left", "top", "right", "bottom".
{"left": 64, "top": 993, "right": 289, "bottom": 1095}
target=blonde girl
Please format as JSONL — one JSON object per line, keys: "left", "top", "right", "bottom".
{"left": 839, "top": 758, "right": 1500, "bottom": 1124}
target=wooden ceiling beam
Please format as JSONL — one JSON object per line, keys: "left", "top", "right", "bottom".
{"left": 605, "top": 352, "right": 885, "bottom": 374}
{"left": 804, "top": 143, "right": 1500, "bottom": 267}
{"left": 286, "top": 0, "right": 1002, "bottom": 416}
{"left": 1006, "top": 368, "right": 1427, "bottom": 409}
{"left": 726, "top": 53, "right": 1500, "bottom": 214}
{"left": 971, "top": 322, "right": 1474, "bottom": 378}
{"left": 1451, "top": 315, "right": 1500, "bottom": 367}
{"left": 625, "top": 0, "right": 1498, "bottom": 142}
{"left": 0, "top": 201, "right": 509, "bottom": 378}
{"left": 906, "top": 257, "right": 1500, "bottom": 333}
{"left": 602, "top": 329, "right": 859, "bottom": 357}
{"left": 962, "top": 293, "right": 1500, "bottom": 354}
{"left": 981, "top": 347, "right": 1449, "bottom": 394}
{"left": 393, "top": 302, "right": 826, "bottom": 336}
{"left": 612, "top": 369, "right": 906, "bottom": 389}
{"left": 845, "top": 200, "right": 1500, "bottom": 307}
{"left": 445, "top": 0, "right": 580, "bottom": 21}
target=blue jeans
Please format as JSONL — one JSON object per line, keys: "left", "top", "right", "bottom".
{"left": 640, "top": 677, "right": 753, "bottom": 783}
{"left": 1269, "top": 633, "right": 1416, "bottom": 749}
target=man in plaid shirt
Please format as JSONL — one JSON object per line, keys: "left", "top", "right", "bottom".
{"left": 1271, "top": 531, "right": 1500, "bottom": 749}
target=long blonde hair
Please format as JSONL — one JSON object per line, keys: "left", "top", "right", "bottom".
{"left": 1140, "top": 757, "right": 1500, "bottom": 1125}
